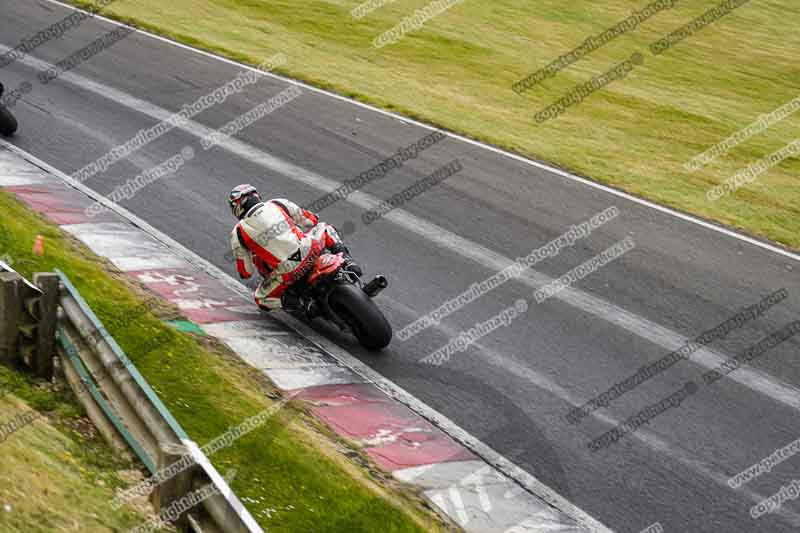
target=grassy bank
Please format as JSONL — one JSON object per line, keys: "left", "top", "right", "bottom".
{"left": 71, "top": 0, "right": 799, "bottom": 250}
{"left": 0, "top": 367, "right": 169, "bottom": 532}
{"left": 0, "top": 189, "right": 447, "bottom": 532}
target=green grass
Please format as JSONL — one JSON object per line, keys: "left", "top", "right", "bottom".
{"left": 0, "top": 191, "right": 444, "bottom": 532}
{"left": 0, "top": 368, "right": 170, "bottom": 532}
{"left": 71, "top": 0, "right": 800, "bottom": 250}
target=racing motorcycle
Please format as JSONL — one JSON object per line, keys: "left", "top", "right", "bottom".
{"left": 0, "top": 83, "right": 18, "bottom": 136}
{"left": 286, "top": 252, "right": 392, "bottom": 351}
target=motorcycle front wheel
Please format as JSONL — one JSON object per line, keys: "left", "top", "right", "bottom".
{"left": 329, "top": 283, "right": 392, "bottom": 351}
{"left": 0, "top": 106, "right": 17, "bottom": 136}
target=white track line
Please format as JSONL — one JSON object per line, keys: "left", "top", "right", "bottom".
{"left": 37, "top": 0, "right": 800, "bottom": 264}
{"left": 5, "top": 42, "right": 798, "bottom": 419}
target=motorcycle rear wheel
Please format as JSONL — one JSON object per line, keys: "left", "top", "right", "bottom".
{"left": 0, "top": 106, "right": 17, "bottom": 136}
{"left": 329, "top": 283, "right": 392, "bottom": 350}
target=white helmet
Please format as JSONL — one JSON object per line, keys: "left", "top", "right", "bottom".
{"left": 228, "top": 184, "right": 262, "bottom": 219}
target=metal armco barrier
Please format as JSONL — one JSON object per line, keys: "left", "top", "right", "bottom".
{"left": 1, "top": 263, "right": 261, "bottom": 533}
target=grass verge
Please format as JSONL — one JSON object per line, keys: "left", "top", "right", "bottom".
{"left": 68, "top": 0, "right": 799, "bottom": 251}
{"left": 0, "top": 188, "right": 449, "bottom": 532}
{"left": 0, "top": 367, "right": 170, "bottom": 532}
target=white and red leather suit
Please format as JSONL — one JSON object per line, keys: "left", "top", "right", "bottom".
{"left": 230, "top": 198, "right": 342, "bottom": 310}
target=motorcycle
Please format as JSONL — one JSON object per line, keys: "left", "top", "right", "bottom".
{"left": 287, "top": 251, "right": 392, "bottom": 351}
{"left": 0, "top": 83, "right": 18, "bottom": 136}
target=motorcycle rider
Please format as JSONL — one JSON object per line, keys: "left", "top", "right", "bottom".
{"left": 228, "top": 184, "right": 361, "bottom": 316}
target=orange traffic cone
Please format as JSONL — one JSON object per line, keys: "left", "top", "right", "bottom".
{"left": 32, "top": 235, "right": 44, "bottom": 256}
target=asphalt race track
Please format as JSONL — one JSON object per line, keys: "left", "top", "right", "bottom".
{"left": 2, "top": 2, "right": 800, "bottom": 532}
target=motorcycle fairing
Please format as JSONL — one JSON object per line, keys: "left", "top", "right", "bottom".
{"left": 308, "top": 252, "right": 345, "bottom": 285}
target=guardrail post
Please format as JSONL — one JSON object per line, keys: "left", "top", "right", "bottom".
{"left": 0, "top": 272, "right": 21, "bottom": 364}
{"left": 154, "top": 442, "right": 195, "bottom": 532}
{"left": 32, "top": 273, "right": 58, "bottom": 379}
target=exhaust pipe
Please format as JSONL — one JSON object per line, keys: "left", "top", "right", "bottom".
{"left": 362, "top": 275, "right": 388, "bottom": 298}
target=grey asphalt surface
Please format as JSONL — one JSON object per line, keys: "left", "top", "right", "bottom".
{"left": 2, "top": 2, "right": 800, "bottom": 532}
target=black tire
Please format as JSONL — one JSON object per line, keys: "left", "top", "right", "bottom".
{"left": 0, "top": 106, "right": 17, "bottom": 136}
{"left": 329, "top": 283, "right": 392, "bottom": 350}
